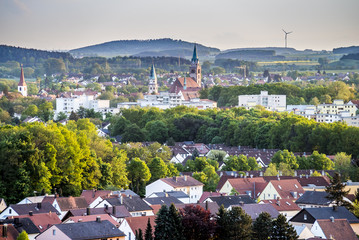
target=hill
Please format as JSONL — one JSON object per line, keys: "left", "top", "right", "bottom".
{"left": 222, "top": 47, "right": 298, "bottom": 55}
{"left": 0, "top": 45, "right": 72, "bottom": 63}
{"left": 215, "top": 49, "right": 286, "bottom": 61}
{"left": 69, "top": 38, "right": 220, "bottom": 58}
{"left": 333, "top": 46, "right": 359, "bottom": 54}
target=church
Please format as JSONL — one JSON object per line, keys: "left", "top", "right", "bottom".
{"left": 18, "top": 65, "right": 28, "bottom": 97}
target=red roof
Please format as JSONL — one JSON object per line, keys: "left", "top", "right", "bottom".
{"left": 81, "top": 190, "right": 112, "bottom": 205}
{"left": 16, "top": 212, "right": 61, "bottom": 232}
{"left": 269, "top": 179, "right": 305, "bottom": 200}
{"left": 161, "top": 176, "right": 204, "bottom": 188}
{"left": 18, "top": 66, "right": 26, "bottom": 87}
{"left": 0, "top": 224, "right": 19, "bottom": 240}
{"left": 199, "top": 192, "right": 224, "bottom": 203}
{"left": 125, "top": 216, "right": 156, "bottom": 235}
{"left": 226, "top": 177, "right": 268, "bottom": 197}
{"left": 169, "top": 77, "right": 200, "bottom": 94}
{"left": 316, "top": 219, "right": 357, "bottom": 240}
{"left": 261, "top": 199, "right": 301, "bottom": 212}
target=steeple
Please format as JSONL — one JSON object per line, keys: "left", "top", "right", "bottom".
{"left": 191, "top": 44, "right": 199, "bottom": 63}
{"left": 148, "top": 64, "right": 158, "bottom": 94}
{"left": 189, "top": 44, "right": 201, "bottom": 87}
{"left": 18, "top": 65, "right": 27, "bottom": 97}
{"left": 183, "top": 75, "right": 187, "bottom": 90}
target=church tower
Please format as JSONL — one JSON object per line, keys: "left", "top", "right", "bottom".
{"left": 189, "top": 44, "right": 202, "bottom": 87}
{"left": 18, "top": 65, "right": 27, "bottom": 97}
{"left": 148, "top": 64, "right": 158, "bottom": 94}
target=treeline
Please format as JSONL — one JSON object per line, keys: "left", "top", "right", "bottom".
{"left": 109, "top": 106, "right": 359, "bottom": 160}
{"left": 200, "top": 81, "right": 356, "bottom": 107}
{"left": 0, "top": 120, "right": 178, "bottom": 203}
{"left": 143, "top": 204, "right": 298, "bottom": 240}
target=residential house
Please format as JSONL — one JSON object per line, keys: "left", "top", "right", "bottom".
{"left": 16, "top": 212, "right": 61, "bottom": 234}
{"left": 0, "top": 224, "right": 19, "bottom": 240}
{"left": 262, "top": 179, "right": 305, "bottom": 201}
{"left": 218, "top": 177, "right": 268, "bottom": 199}
{"left": 119, "top": 216, "right": 155, "bottom": 240}
{"left": 261, "top": 199, "right": 301, "bottom": 220}
{"left": 80, "top": 190, "right": 112, "bottom": 208}
{"left": 290, "top": 206, "right": 359, "bottom": 234}
{"left": 43, "top": 196, "right": 88, "bottom": 220}
{"left": 95, "top": 195, "right": 154, "bottom": 217}
{"left": 146, "top": 191, "right": 190, "bottom": 204}
{"left": 146, "top": 176, "right": 203, "bottom": 203}
{"left": 0, "top": 203, "right": 59, "bottom": 220}
{"left": 35, "top": 219, "right": 126, "bottom": 240}
{"left": 292, "top": 225, "right": 315, "bottom": 240}
{"left": 0, "top": 199, "right": 6, "bottom": 213}
{"left": 310, "top": 219, "right": 357, "bottom": 240}
{"left": 295, "top": 191, "right": 336, "bottom": 209}
{"left": 203, "top": 195, "right": 255, "bottom": 209}
{"left": 199, "top": 192, "right": 224, "bottom": 203}
{"left": 3, "top": 218, "right": 40, "bottom": 240}
{"left": 18, "top": 195, "right": 55, "bottom": 205}
{"left": 236, "top": 203, "right": 280, "bottom": 220}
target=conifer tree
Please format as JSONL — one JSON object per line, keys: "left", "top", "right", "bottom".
{"left": 145, "top": 218, "right": 153, "bottom": 240}
{"left": 325, "top": 172, "right": 350, "bottom": 207}
{"left": 271, "top": 214, "right": 298, "bottom": 240}
{"left": 168, "top": 203, "right": 184, "bottom": 240}
{"left": 154, "top": 205, "right": 171, "bottom": 240}
{"left": 252, "top": 212, "right": 273, "bottom": 240}
{"left": 135, "top": 228, "right": 143, "bottom": 240}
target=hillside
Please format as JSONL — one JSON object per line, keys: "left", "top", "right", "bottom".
{"left": 0, "top": 45, "right": 72, "bottom": 63}
{"left": 69, "top": 38, "right": 220, "bottom": 58}
{"left": 215, "top": 49, "right": 286, "bottom": 61}
{"left": 333, "top": 46, "right": 359, "bottom": 54}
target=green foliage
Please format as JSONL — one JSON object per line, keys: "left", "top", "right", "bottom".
{"left": 148, "top": 157, "right": 168, "bottom": 183}
{"left": 325, "top": 172, "right": 350, "bottom": 207}
{"left": 271, "top": 214, "right": 298, "bottom": 240}
{"left": 17, "top": 231, "right": 30, "bottom": 240}
{"left": 145, "top": 217, "right": 154, "bottom": 240}
{"left": 215, "top": 205, "right": 252, "bottom": 240}
{"left": 271, "top": 150, "right": 298, "bottom": 170}
{"left": 127, "top": 157, "right": 151, "bottom": 196}
{"left": 252, "top": 212, "right": 273, "bottom": 240}
{"left": 264, "top": 163, "right": 279, "bottom": 176}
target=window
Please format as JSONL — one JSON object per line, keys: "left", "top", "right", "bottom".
{"left": 304, "top": 214, "right": 307, "bottom": 220}
{"left": 53, "top": 229, "right": 56, "bottom": 236}
{"left": 9, "top": 209, "right": 12, "bottom": 214}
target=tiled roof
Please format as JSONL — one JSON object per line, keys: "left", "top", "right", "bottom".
{"left": 199, "top": 192, "right": 224, "bottom": 203}
{"left": 3, "top": 217, "right": 39, "bottom": 234}
{"left": 261, "top": 199, "right": 301, "bottom": 212}
{"left": 105, "top": 196, "right": 153, "bottom": 212}
{"left": 64, "top": 206, "right": 131, "bottom": 220}
{"left": 125, "top": 216, "right": 156, "bottom": 236}
{"left": 316, "top": 219, "right": 357, "bottom": 240}
{"left": 150, "top": 191, "right": 188, "bottom": 199}
{"left": 18, "top": 67, "right": 26, "bottom": 87}
{"left": 206, "top": 195, "right": 255, "bottom": 208}
{"left": 0, "top": 224, "right": 19, "bottom": 240}
{"left": 56, "top": 197, "right": 89, "bottom": 211}
{"left": 169, "top": 77, "right": 200, "bottom": 93}
{"left": 80, "top": 190, "right": 112, "bottom": 204}
{"left": 295, "top": 191, "right": 332, "bottom": 205}
{"left": 269, "top": 179, "right": 305, "bottom": 200}
{"left": 226, "top": 177, "right": 268, "bottom": 196}
{"left": 240, "top": 203, "right": 280, "bottom": 219}
{"left": 67, "top": 214, "right": 119, "bottom": 227}
{"left": 16, "top": 212, "right": 61, "bottom": 232}
{"left": 56, "top": 220, "right": 125, "bottom": 239}
{"left": 9, "top": 202, "right": 60, "bottom": 216}
{"left": 161, "top": 176, "right": 204, "bottom": 188}
{"left": 291, "top": 207, "right": 359, "bottom": 224}
{"left": 144, "top": 196, "right": 183, "bottom": 206}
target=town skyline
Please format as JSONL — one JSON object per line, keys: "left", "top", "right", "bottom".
{"left": 1, "top": 0, "right": 358, "bottom": 51}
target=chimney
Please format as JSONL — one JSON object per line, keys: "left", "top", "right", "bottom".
{"left": 119, "top": 195, "right": 123, "bottom": 205}
{"left": 96, "top": 216, "right": 101, "bottom": 223}
{"left": 333, "top": 205, "right": 338, "bottom": 211}
{"left": 322, "top": 170, "right": 325, "bottom": 176}
{"left": 113, "top": 206, "right": 116, "bottom": 215}
{"left": 2, "top": 224, "right": 8, "bottom": 238}
{"left": 29, "top": 211, "right": 33, "bottom": 216}
{"left": 78, "top": 219, "right": 82, "bottom": 222}
{"left": 37, "top": 202, "right": 42, "bottom": 209}
{"left": 173, "top": 176, "right": 177, "bottom": 182}
{"left": 305, "top": 175, "right": 308, "bottom": 179}
{"left": 86, "top": 207, "right": 91, "bottom": 216}
{"left": 205, "top": 201, "right": 208, "bottom": 210}
{"left": 184, "top": 175, "right": 187, "bottom": 181}
{"left": 250, "top": 174, "right": 253, "bottom": 178}
{"left": 330, "top": 216, "right": 334, "bottom": 222}
{"left": 260, "top": 171, "right": 263, "bottom": 177}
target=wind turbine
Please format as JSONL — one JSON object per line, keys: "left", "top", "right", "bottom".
{"left": 282, "top": 29, "right": 293, "bottom": 48}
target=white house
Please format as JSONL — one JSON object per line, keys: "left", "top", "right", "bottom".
{"left": 145, "top": 176, "right": 203, "bottom": 203}
{"left": 238, "top": 91, "right": 286, "bottom": 112}
{"left": 119, "top": 216, "right": 155, "bottom": 240}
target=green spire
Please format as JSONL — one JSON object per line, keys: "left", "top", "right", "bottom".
{"left": 150, "top": 64, "right": 156, "bottom": 79}
{"left": 191, "top": 44, "right": 199, "bottom": 63}
{"left": 183, "top": 75, "right": 187, "bottom": 90}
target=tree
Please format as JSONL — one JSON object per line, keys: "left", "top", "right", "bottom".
{"left": 122, "top": 124, "right": 147, "bottom": 142}
{"left": 271, "top": 150, "right": 298, "bottom": 170}
{"left": 264, "top": 163, "right": 279, "bottom": 176}
{"left": 308, "top": 151, "right": 333, "bottom": 170}
{"left": 69, "top": 111, "right": 79, "bottom": 121}
{"left": 145, "top": 120, "right": 168, "bottom": 143}
{"left": 17, "top": 230, "right": 30, "bottom": 240}
{"left": 180, "top": 205, "right": 216, "bottom": 240}
{"left": 56, "top": 111, "right": 67, "bottom": 122}
{"left": 325, "top": 172, "right": 350, "bottom": 207}
{"left": 136, "top": 229, "right": 144, "bottom": 240}
{"left": 252, "top": 212, "right": 273, "bottom": 240}
{"left": 215, "top": 206, "right": 252, "bottom": 240}
{"left": 333, "top": 152, "right": 352, "bottom": 180}
{"left": 148, "top": 157, "right": 168, "bottom": 183}
{"left": 271, "top": 214, "right": 298, "bottom": 240}
{"left": 154, "top": 205, "right": 172, "bottom": 240}
{"left": 22, "top": 104, "right": 38, "bottom": 117}
{"left": 223, "top": 155, "right": 250, "bottom": 171}
{"left": 145, "top": 218, "right": 154, "bottom": 240}
{"left": 38, "top": 102, "right": 54, "bottom": 122}
{"left": 278, "top": 162, "right": 295, "bottom": 176}
{"left": 168, "top": 204, "right": 184, "bottom": 240}
{"left": 127, "top": 158, "right": 151, "bottom": 196}
{"left": 202, "top": 165, "right": 220, "bottom": 192}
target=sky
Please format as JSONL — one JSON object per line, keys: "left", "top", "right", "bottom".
{"left": 0, "top": 0, "right": 358, "bottom": 51}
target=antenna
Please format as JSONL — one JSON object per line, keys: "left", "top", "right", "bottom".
{"left": 282, "top": 29, "right": 293, "bottom": 48}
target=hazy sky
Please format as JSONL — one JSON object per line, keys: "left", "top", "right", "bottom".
{"left": 1, "top": 0, "right": 358, "bottom": 51}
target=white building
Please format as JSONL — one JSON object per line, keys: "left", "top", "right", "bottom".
{"left": 118, "top": 91, "right": 217, "bottom": 110}
{"left": 317, "top": 99, "right": 357, "bottom": 116}
{"left": 55, "top": 91, "right": 119, "bottom": 117}
{"left": 238, "top": 91, "right": 286, "bottom": 112}
{"left": 18, "top": 66, "right": 27, "bottom": 97}
{"left": 145, "top": 176, "right": 203, "bottom": 203}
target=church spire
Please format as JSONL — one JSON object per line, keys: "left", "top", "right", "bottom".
{"left": 148, "top": 64, "right": 158, "bottom": 94}
{"left": 191, "top": 44, "right": 199, "bottom": 63}
{"left": 18, "top": 65, "right": 28, "bottom": 97}
{"left": 150, "top": 64, "right": 156, "bottom": 79}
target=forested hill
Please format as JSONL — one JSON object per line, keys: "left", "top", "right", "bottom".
{"left": 69, "top": 38, "right": 220, "bottom": 58}
{"left": 333, "top": 46, "right": 359, "bottom": 55}
{"left": 0, "top": 45, "right": 72, "bottom": 63}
